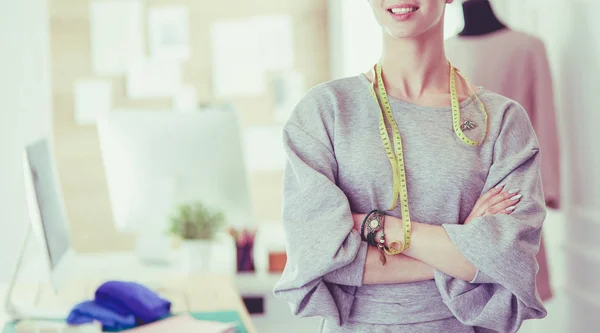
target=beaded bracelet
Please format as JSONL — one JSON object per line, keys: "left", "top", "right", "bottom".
{"left": 377, "top": 219, "right": 388, "bottom": 265}
{"left": 361, "top": 210, "right": 389, "bottom": 265}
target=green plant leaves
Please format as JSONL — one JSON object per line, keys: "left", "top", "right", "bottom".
{"left": 168, "top": 202, "right": 225, "bottom": 240}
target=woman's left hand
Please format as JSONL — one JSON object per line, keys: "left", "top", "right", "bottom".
{"left": 352, "top": 213, "right": 366, "bottom": 234}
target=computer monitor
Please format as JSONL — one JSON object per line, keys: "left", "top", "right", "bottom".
{"left": 96, "top": 109, "right": 255, "bottom": 233}
{"left": 23, "top": 139, "right": 75, "bottom": 292}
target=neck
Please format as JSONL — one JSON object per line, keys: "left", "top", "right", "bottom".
{"left": 459, "top": 0, "right": 506, "bottom": 36}
{"left": 379, "top": 24, "right": 449, "bottom": 100}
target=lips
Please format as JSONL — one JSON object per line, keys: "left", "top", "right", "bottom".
{"left": 387, "top": 3, "right": 420, "bottom": 15}
{"left": 387, "top": 4, "right": 419, "bottom": 21}
{"left": 389, "top": 7, "right": 419, "bottom": 14}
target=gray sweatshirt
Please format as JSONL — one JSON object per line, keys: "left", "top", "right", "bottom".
{"left": 273, "top": 74, "right": 547, "bottom": 333}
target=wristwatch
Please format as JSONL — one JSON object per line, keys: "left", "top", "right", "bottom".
{"left": 365, "top": 211, "right": 385, "bottom": 235}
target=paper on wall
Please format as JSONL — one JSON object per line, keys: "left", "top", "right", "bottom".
{"left": 90, "top": 0, "right": 144, "bottom": 76}
{"left": 272, "top": 71, "right": 306, "bottom": 123}
{"left": 73, "top": 79, "right": 113, "bottom": 125}
{"left": 210, "top": 19, "right": 266, "bottom": 99}
{"left": 243, "top": 126, "right": 286, "bottom": 171}
{"left": 173, "top": 85, "right": 199, "bottom": 111}
{"left": 252, "top": 15, "right": 295, "bottom": 72}
{"left": 148, "top": 6, "right": 191, "bottom": 61}
{"left": 126, "top": 58, "right": 182, "bottom": 99}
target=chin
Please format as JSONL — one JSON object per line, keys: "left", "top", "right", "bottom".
{"left": 378, "top": 12, "right": 436, "bottom": 39}
{"left": 384, "top": 24, "right": 429, "bottom": 39}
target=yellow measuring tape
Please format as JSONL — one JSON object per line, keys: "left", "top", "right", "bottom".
{"left": 369, "top": 63, "right": 488, "bottom": 254}
{"left": 450, "top": 65, "right": 489, "bottom": 146}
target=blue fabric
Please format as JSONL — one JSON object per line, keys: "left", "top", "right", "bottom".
{"left": 65, "top": 281, "right": 171, "bottom": 331}
{"left": 66, "top": 300, "right": 136, "bottom": 331}
{"left": 95, "top": 281, "right": 172, "bottom": 324}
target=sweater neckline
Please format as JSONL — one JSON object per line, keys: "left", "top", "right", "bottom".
{"left": 357, "top": 73, "right": 486, "bottom": 113}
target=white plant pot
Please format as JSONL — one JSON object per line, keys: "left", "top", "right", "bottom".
{"left": 181, "top": 239, "right": 213, "bottom": 273}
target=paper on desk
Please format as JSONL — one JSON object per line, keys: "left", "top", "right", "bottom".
{"left": 90, "top": 0, "right": 144, "bottom": 76}
{"left": 15, "top": 320, "right": 102, "bottom": 333}
{"left": 148, "top": 6, "right": 191, "bottom": 61}
{"left": 210, "top": 19, "right": 266, "bottom": 99}
{"left": 73, "top": 79, "right": 113, "bottom": 125}
{"left": 252, "top": 15, "right": 295, "bottom": 72}
{"left": 121, "top": 314, "right": 235, "bottom": 333}
{"left": 126, "top": 58, "right": 182, "bottom": 99}
{"left": 243, "top": 125, "right": 286, "bottom": 171}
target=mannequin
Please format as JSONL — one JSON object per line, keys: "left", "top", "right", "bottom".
{"left": 446, "top": 1, "right": 559, "bottom": 303}
{"left": 459, "top": 0, "right": 507, "bottom": 36}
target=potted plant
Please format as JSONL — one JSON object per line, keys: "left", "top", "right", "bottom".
{"left": 169, "top": 201, "right": 225, "bottom": 272}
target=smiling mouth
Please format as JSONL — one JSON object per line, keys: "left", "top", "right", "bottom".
{"left": 388, "top": 7, "right": 419, "bottom": 15}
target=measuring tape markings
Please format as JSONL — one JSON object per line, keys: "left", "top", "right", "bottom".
{"left": 368, "top": 63, "right": 488, "bottom": 255}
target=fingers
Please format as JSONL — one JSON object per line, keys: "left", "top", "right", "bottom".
{"left": 477, "top": 188, "right": 520, "bottom": 216}
{"left": 465, "top": 184, "right": 523, "bottom": 225}
{"left": 484, "top": 193, "right": 523, "bottom": 216}
{"left": 470, "top": 185, "right": 504, "bottom": 218}
{"left": 477, "top": 185, "right": 504, "bottom": 207}
{"left": 472, "top": 185, "right": 512, "bottom": 217}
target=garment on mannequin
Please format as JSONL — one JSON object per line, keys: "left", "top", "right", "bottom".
{"left": 447, "top": 14, "right": 560, "bottom": 303}
{"left": 459, "top": 0, "right": 507, "bottom": 36}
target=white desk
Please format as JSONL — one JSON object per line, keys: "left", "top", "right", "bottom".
{"left": 1, "top": 252, "right": 257, "bottom": 332}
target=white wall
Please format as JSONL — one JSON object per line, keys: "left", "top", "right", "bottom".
{"left": 328, "top": 0, "right": 382, "bottom": 79}
{"left": 498, "top": 1, "right": 600, "bottom": 329}
{"left": 533, "top": 2, "right": 600, "bottom": 332}
{"left": 0, "top": 0, "right": 52, "bottom": 281}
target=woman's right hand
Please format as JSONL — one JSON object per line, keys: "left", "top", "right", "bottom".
{"left": 464, "top": 184, "right": 522, "bottom": 225}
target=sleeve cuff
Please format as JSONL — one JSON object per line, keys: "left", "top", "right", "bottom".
{"left": 469, "top": 269, "right": 496, "bottom": 284}
{"left": 323, "top": 241, "right": 368, "bottom": 287}
{"left": 441, "top": 223, "right": 496, "bottom": 285}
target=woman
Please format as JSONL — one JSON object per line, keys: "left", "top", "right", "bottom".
{"left": 273, "top": 0, "right": 547, "bottom": 332}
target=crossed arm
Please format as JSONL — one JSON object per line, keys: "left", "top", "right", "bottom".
{"left": 358, "top": 185, "right": 522, "bottom": 285}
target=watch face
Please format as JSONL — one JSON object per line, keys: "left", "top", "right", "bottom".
{"left": 370, "top": 219, "right": 380, "bottom": 229}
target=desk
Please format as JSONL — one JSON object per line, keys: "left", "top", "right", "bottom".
{"left": 1, "top": 254, "right": 256, "bottom": 333}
